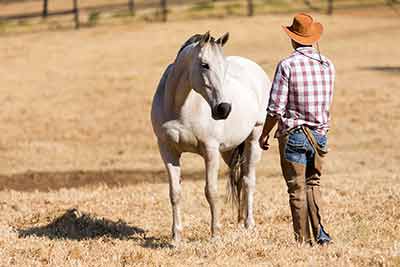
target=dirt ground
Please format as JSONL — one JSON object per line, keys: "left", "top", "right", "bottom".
{"left": 0, "top": 6, "right": 399, "bottom": 267}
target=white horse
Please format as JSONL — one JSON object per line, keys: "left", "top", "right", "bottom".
{"left": 151, "top": 32, "right": 271, "bottom": 242}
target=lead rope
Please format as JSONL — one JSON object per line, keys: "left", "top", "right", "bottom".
{"left": 295, "top": 45, "right": 328, "bottom": 67}
{"left": 316, "top": 42, "right": 323, "bottom": 65}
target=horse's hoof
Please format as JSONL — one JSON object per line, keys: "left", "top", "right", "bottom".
{"left": 170, "top": 239, "right": 182, "bottom": 248}
{"left": 245, "top": 220, "right": 256, "bottom": 229}
{"left": 211, "top": 224, "right": 221, "bottom": 237}
{"left": 172, "top": 232, "right": 182, "bottom": 243}
{"left": 210, "top": 235, "right": 222, "bottom": 243}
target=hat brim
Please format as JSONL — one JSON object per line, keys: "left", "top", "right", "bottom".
{"left": 282, "top": 22, "right": 323, "bottom": 45}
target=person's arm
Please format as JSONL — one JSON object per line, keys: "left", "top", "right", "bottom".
{"left": 259, "top": 115, "right": 278, "bottom": 150}
{"left": 259, "top": 61, "right": 289, "bottom": 150}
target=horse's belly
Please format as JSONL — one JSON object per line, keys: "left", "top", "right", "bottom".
{"left": 219, "top": 121, "right": 255, "bottom": 151}
{"left": 219, "top": 101, "right": 261, "bottom": 151}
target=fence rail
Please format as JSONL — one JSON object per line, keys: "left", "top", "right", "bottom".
{"left": 0, "top": 0, "right": 397, "bottom": 30}
{"left": 0, "top": 0, "right": 81, "bottom": 28}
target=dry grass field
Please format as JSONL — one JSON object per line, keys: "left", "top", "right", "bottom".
{"left": 0, "top": 5, "right": 399, "bottom": 267}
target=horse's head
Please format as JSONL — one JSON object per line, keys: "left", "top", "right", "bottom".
{"left": 188, "top": 31, "right": 231, "bottom": 120}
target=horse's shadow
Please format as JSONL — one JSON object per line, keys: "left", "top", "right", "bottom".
{"left": 0, "top": 168, "right": 204, "bottom": 192}
{"left": 17, "top": 208, "right": 173, "bottom": 249}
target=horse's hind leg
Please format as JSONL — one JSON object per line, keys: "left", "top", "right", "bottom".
{"left": 242, "top": 126, "right": 263, "bottom": 229}
{"left": 158, "top": 142, "right": 182, "bottom": 242}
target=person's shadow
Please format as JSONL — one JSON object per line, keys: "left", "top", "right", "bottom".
{"left": 17, "top": 208, "right": 173, "bottom": 249}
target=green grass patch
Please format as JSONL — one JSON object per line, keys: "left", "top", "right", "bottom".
{"left": 112, "top": 9, "right": 136, "bottom": 18}
{"left": 88, "top": 11, "right": 101, "bottom": 27}
{"left": 224, "top": 3, "right": 242, "bottom": 16}
{"left": 189, "top": 2, "right": 215, "bottom": 12}
{"left": 0, "top": 20, "right": 8, "bottom": 32}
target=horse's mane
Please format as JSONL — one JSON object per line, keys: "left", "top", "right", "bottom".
{"left": 177, "top": 33, "right": 216, "bottom": 56}
{"left": 177, "top": 34, "right": 202, "bottom": 56}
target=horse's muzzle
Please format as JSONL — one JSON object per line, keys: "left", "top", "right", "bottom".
{"left": 212, "top": 102, "right": 232, "bottom": 120}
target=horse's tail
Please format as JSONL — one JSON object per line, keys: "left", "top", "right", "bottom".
{"left": 226, "top": 141, "right": 246, "bottom": 221}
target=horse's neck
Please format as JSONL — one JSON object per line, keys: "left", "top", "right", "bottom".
{"left": 164, "top": 63, "right": 192, "bottom": 116}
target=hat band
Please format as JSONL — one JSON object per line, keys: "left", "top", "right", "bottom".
{"left": 289, "top": 26, "right": 315, "bottom": 37}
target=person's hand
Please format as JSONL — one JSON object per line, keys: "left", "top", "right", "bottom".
{"left": 259, "top": 133, "right": 270, "bottom": 151}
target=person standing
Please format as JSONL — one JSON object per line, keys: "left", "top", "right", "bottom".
{"left": 259, "top": 13, "right": 335, "bottom": 245}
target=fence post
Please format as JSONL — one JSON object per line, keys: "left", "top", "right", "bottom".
{"left": 73, "top": 0, "right": 80, "bottom": 29}
{"left": 43, "top": 0, "right": 48, "bottom": 18}
{"left": 129, "top": 0, "right": 135, "bottom": 16}
{"left": 327, "top": 0, "right": 333, "bottom": 15}
{"left": 247, "top": 0, "right": 254, "bottom": 16}
{"left": 161, "top": 0, "right": 167, "bottom": 22}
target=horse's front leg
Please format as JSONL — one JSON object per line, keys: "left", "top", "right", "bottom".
{"left": 203, "top": 144, "right": 221, "bottom": 238}
{"left": 158, "top": 142, "right": 182, "bottom": 242}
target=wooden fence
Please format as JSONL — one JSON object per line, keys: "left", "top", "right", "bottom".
{"left": 0, "top": 0, "right": 261, "bottom": 29}
{"left": 0, "top": 0, "right": 397, "bottom": 30}
{"left": 0, "top": 0, "right": 81, "bottom": 28}
{"left": 0, "top": 0, "right": 167, "bottom": 29}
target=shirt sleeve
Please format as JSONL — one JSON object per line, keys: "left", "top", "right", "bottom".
{"left": 267, "top": 61, "right": 290, "bottom": 117}
{"left": 327, "top": 60, "right": 335, "bottom": 124}
{"left": 329, "top": 61, "right": 335, "bottom": 104}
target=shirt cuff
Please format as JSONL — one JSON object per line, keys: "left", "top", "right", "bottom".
{"left": 266, "top": 109, "right": 282, "bottom": 118}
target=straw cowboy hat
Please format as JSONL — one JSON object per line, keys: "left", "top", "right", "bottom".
{"left": 283, "top": 13, "right": 323, "bottom": 45}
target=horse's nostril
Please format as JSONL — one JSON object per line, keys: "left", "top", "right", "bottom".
{"left": 219, "top": 103, "right": 231, "bottom": 113}
{"left": 213, "top": 102, "right": 232, "bottom": 120}
{"left": 217, "top": 104, "right": 225, "bottom": 113}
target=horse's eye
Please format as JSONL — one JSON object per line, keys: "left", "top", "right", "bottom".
{"left": 201, "top": 63, "right": 210, "bottom": 70}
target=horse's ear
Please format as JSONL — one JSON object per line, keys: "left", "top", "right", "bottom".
{"left": 199, "top": 31, "right": 211, "bottom": 47}
{"left": 216, "top": 32, "right": 230, "bottom": 47}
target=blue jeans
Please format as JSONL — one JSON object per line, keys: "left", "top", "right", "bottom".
{"left": 284, "top": 127, "right": 327, "bottom": 167}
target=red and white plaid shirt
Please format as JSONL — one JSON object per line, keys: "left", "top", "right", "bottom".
{"left": 267, "top": 47, "right": 335, "bottom": 137}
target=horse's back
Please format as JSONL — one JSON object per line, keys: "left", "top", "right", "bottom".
{"left": 226, "top": 56, "right": 271, "bottom": 122}
{"left": 227, "top": 56, "right": 267, "bottom": 77}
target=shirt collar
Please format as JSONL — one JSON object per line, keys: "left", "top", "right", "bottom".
{"left": 294, "top": 46, "right": 316, "bottom": 55}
